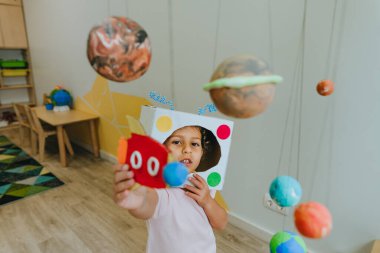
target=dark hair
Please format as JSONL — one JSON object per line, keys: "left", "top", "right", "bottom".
{"left": 164, "top": 125, "right": 221, "bottom": 172}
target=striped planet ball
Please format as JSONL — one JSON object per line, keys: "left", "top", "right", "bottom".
{"left": 270, "top": 231, "right": 307, "bottom": 253}
{"left": 294, "top": 201, "right": 332, "bottom": 238}
{"left": 203, "top": 55, "right": 283, "bottom": 118}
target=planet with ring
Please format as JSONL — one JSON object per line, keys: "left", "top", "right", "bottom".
{"left": 203, "top": 55, "right": 283, "bottom": 119}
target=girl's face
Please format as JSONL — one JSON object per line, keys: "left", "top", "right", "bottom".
{"left": 165, "top": 126, "right": 203, "bottom": 173}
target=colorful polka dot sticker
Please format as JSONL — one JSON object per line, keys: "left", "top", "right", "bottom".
{"left": 156, "top": 116, "right": 172, "bottom": 132}
{"left": 216, "top": 124, "right": 231, "bottom": 140}
{"left": 207, "top": 172, "right": 221, "bottom": 187}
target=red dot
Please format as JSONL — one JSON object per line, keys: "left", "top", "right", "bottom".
{"left": 217, "top": 124, "right": 231, "bottom": 140}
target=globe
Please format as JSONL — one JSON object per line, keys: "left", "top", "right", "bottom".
{"left": 203, "top": 55, "right": 283, "bottom": 118}
{"left": 294, "top": 201, "right": 332, "bottom": 239}
{"left": 87, "top": 16, "right": 152, "bottom": 82}
{"left": 269, "top": 176, "right": 302, "bottom": 207}
{"left": 51, "top": 89, "right": 72, "bottom": 106}
{"left": 270, "top": 231, "right": 307, "bottom": 253}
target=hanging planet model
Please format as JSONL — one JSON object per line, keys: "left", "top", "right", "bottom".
{"left": 87, "top": 16, "right": 152, "bottom": 82}
{"left": 269, "top": 175, "right": 302, "bottom": 207}
{"left": 316, "top": 79, "right": 334, "bottom": 96}
{"left": 270, "top": 231, "right": 307, "bottom": 253}
{"left": 294, "top": 201, "right": 333, "bottom": 239}
{"left": 203, "top": 55, "right": 283, "bottom": 119}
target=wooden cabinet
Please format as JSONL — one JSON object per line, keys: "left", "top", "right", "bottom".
{"left": 0, "top": 1, "right": 28, "bottom": 48}
{"left": 0, "top": 0, "right": 35, "bottom": 131}
{"left": 0, "top": 0, "right": 22, "bottom": 5}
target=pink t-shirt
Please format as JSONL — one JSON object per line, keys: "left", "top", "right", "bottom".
{"left": 146, "top": 188, "right": 216, "bottom": 253}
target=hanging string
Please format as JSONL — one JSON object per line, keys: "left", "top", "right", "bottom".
{"left": 324, "top": 0, "right": 339, "bottom": 79}
{"left": 276, "top": 0, "right": 307, "bottom": 230}
{"left": 326, "top": 0, "right": 347, "bottom": 207}
{"left": 330, "top": 0, "right": 347, "bottom": 82}
{"left": 282, "top": 0, "right": 307, "bottom": 230}
{"left": 283, "top": 29, "right": 306, "bottom": 231}
{"left": 103, "top": 0, "right": 126, "bottom": 136}
{"left": 276, "top": 34, "right": 302, "bottom": 177}
{"left": 212, "top": 0, "right": 222, "bottom": 70}
{"left": 267, "top": 0, "right": 275, "bottom": 70}
{"left": 168, "top": 0, "right": 176, "bottom": 106}
{"left": 125, "top": 0, "right": 129, "bottom": 17}
{"left": 307, "top": 0, "right": 347, "bottom": 204}
{"left": 307, "top": 98, "right": 332, "bottom": 200}
{"left": 289, "top": 66, "right": 302, "bottom": 177}
{"left": 307, "top": 0, "right": 338, "bottom": 200}
{"left": 326, "top": 98, "right": 335, "bottom": 206}
{"left": 276, "top": 0, "right": 307, "bottom": 178}
{"left": 107, "top": 0, "right": 111, "bottom": 17}
{"left": 296, "top": 0, "right": 308, "bottom": 181}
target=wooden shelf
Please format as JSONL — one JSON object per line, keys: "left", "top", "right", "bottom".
{"left": 1, "top": 69, "right": 30, "bottom": 71}
{"left": 0, "top": 122, "right": 19, "bottom": 131}
{"left": 0, "top": 47, "right": 27, "bottom": 50}
{"left": 0, "top": 84, "right": 32, "bottom": 90}
{"left": 0, "top": 101, "right": 34, "bottom": 110}
{"left": 1, "top": 69, "right": 29, "bottom": 77}
{"left": 0, "top": 0, "right": 22, "bottom": 7}
{"left": 0, "top": 46, "right": 27, "bottom": 50}
{"left": 0, "top": 1, "right": 36, "bottom": 112}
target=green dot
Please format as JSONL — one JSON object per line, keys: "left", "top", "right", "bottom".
{"left": 207, "top": 172, "right": 221, "bottom": 187}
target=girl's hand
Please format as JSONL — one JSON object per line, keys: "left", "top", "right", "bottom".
{"left": 184, "top": 173, "right": 212, "bottom": 208}
{"left": 114, "top": 164, "right": 147, "bottom": 210}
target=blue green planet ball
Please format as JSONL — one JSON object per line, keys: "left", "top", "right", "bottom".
{"left": 269, "top": 175, "right": 302, "bottom": 207}
{"left": 51, "top": 90, "right": 72, "bottom": 106}
{"left": 270, "top": 231, "right": 307, "bottom": 253}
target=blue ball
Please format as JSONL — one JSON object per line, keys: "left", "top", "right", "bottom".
{"left": 269, "top": 176, "right": 302, "bottom": 207}
{"left": 52, "top": 90, "right": 72, "bottom": 106}
{"left": 163, "top": 162, "right": 189, "bottom": 187}
{"left": 270, "top": 231, "right": 307, "bottom": 253}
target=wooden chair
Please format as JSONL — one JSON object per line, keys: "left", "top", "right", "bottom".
{"left": 13, "top": 103, "right": 37, "bottom": 154}
{"left": 42, "top": 93, "right": 50, "bottom": 105}
{"left": 25, "top": 105, "right": 74, "bottom": 162}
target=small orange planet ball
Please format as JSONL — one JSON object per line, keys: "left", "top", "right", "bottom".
{"left": 294, "top": 201, "right": 332, "bottom": 239}
{"left": 316, "top": 80, "right": 334, "bottom": 96}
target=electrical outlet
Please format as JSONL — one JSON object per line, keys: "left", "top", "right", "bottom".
{"left": 263, "top": 192, "right": 289, "bottom": 216}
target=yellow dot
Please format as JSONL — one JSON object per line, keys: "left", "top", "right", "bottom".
{"left": 156, "top": 116, "right": 172, "bottom": 132}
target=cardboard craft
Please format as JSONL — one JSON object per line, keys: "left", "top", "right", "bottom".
{"left": 139, "top": 105, "right": 233, "bottom": 190}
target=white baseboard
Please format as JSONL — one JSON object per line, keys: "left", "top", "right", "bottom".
{"left": 70, "top": 139, "right": 117, "bottom": 163}
{"left": 228, "top": 211, "right": 273, "bottom": 242}
{"left": 228, "top": 212, "right": 316, "bottom": 253}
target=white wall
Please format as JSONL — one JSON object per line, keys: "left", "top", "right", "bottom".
{"left": 23, "top": 1, "right": 380, "bottom": 252}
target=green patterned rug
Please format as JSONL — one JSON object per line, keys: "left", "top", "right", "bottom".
{"left": 0, "top": 135, "right": 64, "bottom": 206}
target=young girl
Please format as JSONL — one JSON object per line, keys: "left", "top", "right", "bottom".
{"left": 114, "top": 126, "right": 228, "bottom": 253}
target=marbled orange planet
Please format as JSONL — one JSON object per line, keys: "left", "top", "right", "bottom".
{"left": 87, "top": 16, "right": 151, "bottom": 82}
{"left": 294, "top": 201, "right": 332, "bottom": 239}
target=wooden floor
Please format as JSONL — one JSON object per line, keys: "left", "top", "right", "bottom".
{"left": 0, "top": 129, "right": 267, "bottom": 253}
